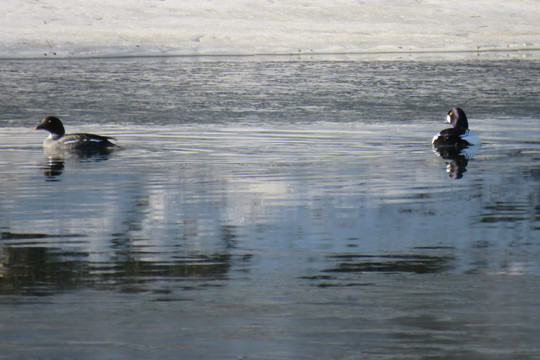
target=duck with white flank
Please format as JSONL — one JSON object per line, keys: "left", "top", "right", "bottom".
{"left": 34, "top": 116, "right": 120, "bottom": 153}
{"left": 432, "top": 107, "right": 481, "bottom": 148}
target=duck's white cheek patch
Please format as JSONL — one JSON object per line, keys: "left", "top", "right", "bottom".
{"left": 446, "top": 115, "right": 451, "bottom": 123}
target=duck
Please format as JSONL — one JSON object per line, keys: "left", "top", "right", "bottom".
{"left": 34, "top": 116, "right": 120, "bottom": 153}
{"left": 432, "top": 107, "right": 481, "bottom": 148}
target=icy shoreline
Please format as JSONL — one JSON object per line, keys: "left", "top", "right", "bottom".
{"left": 2, "top": 0, "right": 539, "bottom": 59}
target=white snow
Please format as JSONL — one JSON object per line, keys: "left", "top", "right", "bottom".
{"left": 1, "top": 0, "right": 539, "bottom": 59}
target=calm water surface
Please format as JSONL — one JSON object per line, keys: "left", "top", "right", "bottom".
{"left": 0, "top": 56, "right": 540, "bottom": 359}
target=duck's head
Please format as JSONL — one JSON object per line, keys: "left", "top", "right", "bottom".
{"left": 446, "top": 107, "right": 468, "bottom": 129}
{"left": 34, "top": 116, "right": 65, "bottom": 137}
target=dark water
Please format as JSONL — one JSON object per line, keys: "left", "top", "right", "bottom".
{"left": 1, "top": 56, "right": 540, "bottom": 359}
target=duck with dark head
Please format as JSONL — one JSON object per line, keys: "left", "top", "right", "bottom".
{"left": 34, "top": 116, "right": 120, "bottom": 154}
{"left": 432, "top": 108, "right": 481, "bottom": 179}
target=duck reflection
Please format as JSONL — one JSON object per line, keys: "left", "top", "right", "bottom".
{"left": 41, "top": 156, "right": 65, "bottom": 180}
{"left": 433, "top": 143, "right": 480, "bottom": 179}
{"left": 39, "top": 149, "right": 114, "bottom": 180}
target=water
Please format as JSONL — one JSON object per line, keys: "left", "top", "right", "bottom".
{"left": 1, "top": 55, "right": 540, "bottom": 359}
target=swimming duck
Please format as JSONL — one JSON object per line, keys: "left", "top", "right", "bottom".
{"left": 432, "top": 107, "right": 481, "bottom": 148}
{"left": 34, "top": 116, "right": 120, "bottom": 153}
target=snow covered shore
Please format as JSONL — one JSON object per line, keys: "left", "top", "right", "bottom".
{"left": 2, "top": 0, "right": 539, "bottom": 59}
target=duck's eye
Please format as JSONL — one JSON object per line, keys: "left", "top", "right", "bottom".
{"left": 448, "top": 112, "right": 453, "bottom": 116}
{"left": 48, "top": 119, "right": 52, "bottom": 123}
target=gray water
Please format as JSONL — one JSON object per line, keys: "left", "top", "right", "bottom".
{"left": 1, "top": 55, "right": 540, "bottom": 359}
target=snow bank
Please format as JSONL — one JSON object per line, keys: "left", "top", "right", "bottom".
{"left": 2, "top": 0, "right": 539, "bottom": 59}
